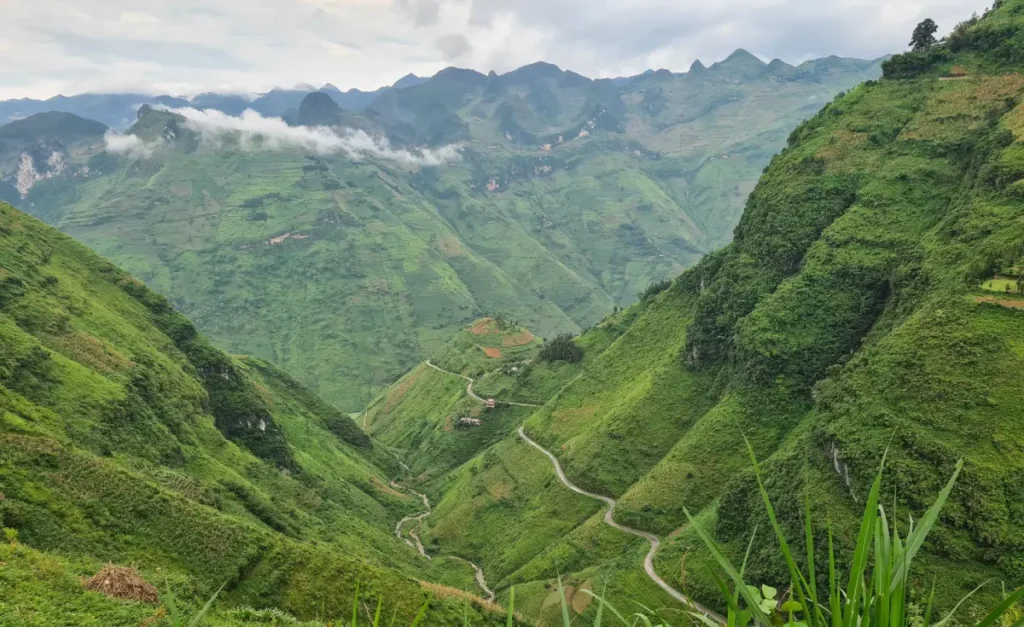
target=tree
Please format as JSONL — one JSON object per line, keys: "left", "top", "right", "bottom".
{"left": 910, "top": 18, "right": 939, "bottom": 51}
{"left": 538, "top": 334, "right": 583, "bottom": 364}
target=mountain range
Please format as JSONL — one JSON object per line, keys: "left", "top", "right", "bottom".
{"left": 3, "top": 0, "right": 1024, "bottom": 624}
{"left": 0, "top": 51, "right": 884, "bottom": 410}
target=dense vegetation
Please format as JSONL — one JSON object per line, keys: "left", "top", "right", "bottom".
{"left": 0, "top": 202, "right": 507, "bottom": 625}
{"left": 538, "top": 334, "right": 584, "bottom": 364}
{"left": 366, "top": 2, "right": 1024, "bottom": 622}
{"left": 0, "top": 55, "right": 882, "bottom": 409}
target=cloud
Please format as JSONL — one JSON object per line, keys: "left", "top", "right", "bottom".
{"left": 103, "top": 130, "right": 159, "bottom": 157}
{"left": 163, "top": 106, "right": 461, "bottom": 166}
{"left": 395, "top": 0, "right": 444, "bottom": 27}
{"left": 434, "top": 33, "right": 472, "bottom": 61}
{"left": 0, "top": 0, "right": 988, "bottom": 99}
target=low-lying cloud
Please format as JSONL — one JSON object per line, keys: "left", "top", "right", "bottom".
{"left": 166, "top": 107, "right": 461, "bottom": 166}
{"left": 103, "top": 130, "right": 159, "bottom": 158}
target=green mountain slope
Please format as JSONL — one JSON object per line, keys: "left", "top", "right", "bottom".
{"left": 367, "top": 3, "right": 1024, "bottom": 622}
{"left": 0, "top": 202, "right": 506, "bottom": 625}
{"left": 4, "top": 55, "right": 881, "bottom": 410}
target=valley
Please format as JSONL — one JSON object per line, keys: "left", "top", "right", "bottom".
{"left": 1, "top": 54, "right": 882, "bottom": 410}
{"left": 3, "top": 0, "right": 1024, "bottom": 624}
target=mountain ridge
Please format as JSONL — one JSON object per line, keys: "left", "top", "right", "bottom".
{"left": 0, "top": 52, "right": 884, "bottom": 409}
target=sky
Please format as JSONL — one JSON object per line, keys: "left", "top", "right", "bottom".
{"left": 0, "top": 0, "right": 993, "bottom": 99}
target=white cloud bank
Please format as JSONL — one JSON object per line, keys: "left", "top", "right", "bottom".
{"left": 103, "top": 130, "right": 158, "bottom": 158}
{"left": 104, "top": 107, "right": 461, "bottom": 166}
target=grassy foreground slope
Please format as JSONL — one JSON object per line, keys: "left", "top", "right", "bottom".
{"left": 370, "top": 2, "right": 1024, "bottom": 621}
{"left": 0, "top": 202, "right": 505, "bottom": 625}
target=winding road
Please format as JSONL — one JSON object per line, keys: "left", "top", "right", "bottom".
{"left": 420, "top": 360, "right": 725, "bottom": 622}
{"left": 391, "top": 481, "right": 496, "bottom": 602}
{"left": 517, "top": 428, "right": 724, "bottom": 622}
{"left": 425, "top": 361, "right": 541, "bottom": 408}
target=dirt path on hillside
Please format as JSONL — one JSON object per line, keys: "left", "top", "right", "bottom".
{"left": 517, "top": 427, "right": 725, "bottom": 624}
{"left": 391, "top": 480, "right": 496, "bottom": 602}
{"left": 424, "top": 361, "right": 542, "bottom": 408}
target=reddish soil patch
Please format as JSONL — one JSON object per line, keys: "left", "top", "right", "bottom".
{"left": 501, "top": 329, "right": 535, "bottom": 348}
{"left": 470, "top": 318, "right": 497, "bottom": 335}
{"left": 370, "top": 475, "right": 408, "bottom": 499}
{"left": 481, "top": 346, "right": 502, "bottom": 359}
{"left": 974, "top": 295, "right": 1024, "bottom": 310}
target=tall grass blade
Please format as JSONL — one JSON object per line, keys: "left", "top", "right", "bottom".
{"left": 922, "top": 580, "right": 936, "bottom": 626}
{"left": 890, "top": 460, "right": 963, "bottom": 593}
{"left": 683, "top": 506, "right": 770, "bottom": 625}
{"left": 844, "top": 451, "right": 886, "bottom": 627}
{"left": 352, "top": 583, "right": 360, "bottom": 627}
{"left": 580, "top": 589, "right": 631, "bottom": 626}
{"left": 373, "top": 596, "right": 383, "bottom": 627}
{"left": 163, "top": 583, "right": 184, "bottom": 627}
{"left": 743, "top": 437, "right": 812, "bottom": 618}
{"left": 188, "top": 584, "right": 225, "bottom": 627}
{"left": 409, "top": 595, "right": 431, "bottom": 627}
{"left": 557, "top": 575, "right": 572, "bottom": 627}
{"left": 593, "top": 582, "right": 605, "bottom": 627}
{"left": 932, "top": 579, "right": 991, "bottom": 627}
{"left": 507, "top": 586, "right": 515, "bottom": 627}
{"left": 804, "top": 491, "right": 822, "bottom": 625}
{"left": 972, "top": 586, "right": 1024, "bottom": 627}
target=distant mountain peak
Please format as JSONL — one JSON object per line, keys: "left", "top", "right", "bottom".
{"left": 392, "top": 73, "right": 426, "bottom": 89}
{"left": 722, "top": 49, "right": 765, "bottom": 65}
{"left": 688, "top": 59, "right": 707, "bottom": 73}
{"left": 433, "top": 67, "right": 488, "bottom": 85}
{"left": 296, "top": 91, "right": 342, "bottom": 127}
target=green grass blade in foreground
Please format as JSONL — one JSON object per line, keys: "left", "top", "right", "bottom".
{"left": 373, "top": 596, "right": 383, "bottom": 627}
{"left": 164, "top": 582, "right": 184, "bottom": 627}
{"left": 507, "top": 586, "right": 515, "bottom": 627}
{"left": 683, "top": 505, "right": 769, "bottom": 625}
{"left": 804, "top": 491, "right": 823, "bottom": 625}
{"left": 188, "top": 584, "right": 224, "bottom": 627}
{"left": 889, "top": 460, "right": 963, "bottom": 593}
{"left": 743, "top": 437, "right": 813, "bottom": 619}
{"left": 409, "top": 595, "right": 431, "bottom": 627}
{"left": 932, "top": 580, "right": 993, "bottom": 627}
{"left": 969, "top": 586, "right": 1024, "bottom": 627}
{"left": 352, "top": 582, "right": 360, "bottom": 627}
{"left": 557, "top": 575, "right": 572, "bottom": 627}
{"left": 844, "top": 452, "right": 886, "bottom": 627}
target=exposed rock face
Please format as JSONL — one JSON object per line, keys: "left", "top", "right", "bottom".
{"left": 16, "top": 149, "right": 65, "bottom": 196}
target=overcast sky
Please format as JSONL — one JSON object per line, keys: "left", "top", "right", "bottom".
{"left": 0, "top": 0, "right": 991, "bottom": 99}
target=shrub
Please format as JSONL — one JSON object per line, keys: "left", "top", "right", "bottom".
{"left": 638, "top": 278, "right": 672, "bottom": 301}
{"left": 538, "top": 334, "right": 583, "bottom": 364}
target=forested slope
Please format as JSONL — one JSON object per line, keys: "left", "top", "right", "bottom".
{"left": 369, "top": 2, "right": 1024, "bottom": 622}
{"left": 0, "top": 202, "right": 504, "bottom": 625}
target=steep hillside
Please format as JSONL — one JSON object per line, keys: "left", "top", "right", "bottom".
{"left": 0, "top": 202, "right": 506, "bottom": 625}
{"left": 3, "top": 56, "right": 880, "bottom": 410}
{"left": 363, "top": 317, "right": 546, "bottom": 480}
{"left": 368, "top": 2, "right": 1024, "bottom": 622}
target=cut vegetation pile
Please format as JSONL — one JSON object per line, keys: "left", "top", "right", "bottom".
{"left": 83, "top": 564, "right": 159, "bottom": 604}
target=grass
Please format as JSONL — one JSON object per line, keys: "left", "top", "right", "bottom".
{"left": 369, "top": 5, "right": 1024, "bottom": 621}
{"left": 980, "top": 278, "right": 1021, "bottom": 293}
